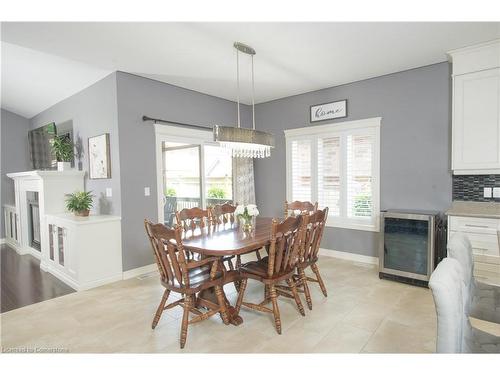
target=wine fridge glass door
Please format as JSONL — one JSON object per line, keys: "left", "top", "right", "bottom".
{"left": 383, "top": 217, "right": 429, "bottom": 276}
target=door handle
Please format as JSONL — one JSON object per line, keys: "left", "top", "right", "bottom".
{"left": 464, "top": 224, "right": 490, "bottom": 229}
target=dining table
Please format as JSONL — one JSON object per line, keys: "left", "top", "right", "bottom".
{"left": 182, "top": 216, "right": 274, "bottom": 326}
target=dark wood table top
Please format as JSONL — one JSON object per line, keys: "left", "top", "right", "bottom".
{"left": 182, "top": 217, "right": 274, "bottom": 256}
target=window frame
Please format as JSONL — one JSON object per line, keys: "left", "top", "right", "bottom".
{"left": 285, "top": 117, "right": 381, "bottom": 232}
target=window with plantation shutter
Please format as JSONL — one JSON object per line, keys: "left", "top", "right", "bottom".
{"left": 290, "top": 139, "right": 312, "bottom": 202}
{"left": 286, "top": 117, "right": 380, "bottom": 232}
{"left": 318, "top": 137, "right": 341, "bottom": 216}
{"left": 347, "top": 134, "right": 373, "bottom": 218}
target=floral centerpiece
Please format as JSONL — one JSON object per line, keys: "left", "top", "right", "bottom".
{"left": 235, "top": 204, "right": 259, "bottom": 232}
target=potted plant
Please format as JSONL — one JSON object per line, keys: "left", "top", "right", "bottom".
{"left": 51, "top": 135, "right": 74, "bottom": 171}
{"left": 66, "top": 191, "right": 93, "bottom": 217}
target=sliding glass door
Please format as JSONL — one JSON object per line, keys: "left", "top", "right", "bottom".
{"left": 156, "top": 125, "right": 233, "bottom": 226}
{"left": 162, "top": 142, "right": 202, "bottom": 226}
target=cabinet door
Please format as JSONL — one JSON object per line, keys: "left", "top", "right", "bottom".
{"left": 453, "top": 68, "right": 500, "bottom": 172}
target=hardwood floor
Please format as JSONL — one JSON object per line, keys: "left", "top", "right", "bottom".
{"left": 1, "top": 244, "right": 75, "bottom": 313}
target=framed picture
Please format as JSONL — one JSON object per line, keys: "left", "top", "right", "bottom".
{"left": 310, "top": 99, "right": 347, "bottom": 123}
{"left": 88, "top": 133, "right": 111, "bottom": 179}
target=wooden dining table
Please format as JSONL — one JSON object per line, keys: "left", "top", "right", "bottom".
{"left": 182, "top": 216, "right": 274, "bottom": 326}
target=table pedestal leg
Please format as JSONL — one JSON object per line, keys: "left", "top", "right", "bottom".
{"left": 197, "top": 288, "right": 243, "bottom": 326}
{"left": 196, "top": 270, "right": 243, "bottom": 326}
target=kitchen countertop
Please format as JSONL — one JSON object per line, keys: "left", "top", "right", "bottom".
{"left": 446, "top": 201, "right": 500, "bottom": 219}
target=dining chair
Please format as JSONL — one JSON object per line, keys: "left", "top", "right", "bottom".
{"left": 144, "top": 219, "right": 229, "bottom": 349}
{"left": 175, "top": 206, "right": 212, "bottom": 234}
{"left": 295, "top": 207, "right": 329, "bottom": 309}
{"left": 211, "top": 202, "right": 237, "bottom": 226}
{"left": 210, "top": 203, "right": 241, "bottom": 283}
{"left": 447, "top": 232, "right": 500, "bottom": 324}
{"left": 234, "top": 215, "right": 306, "bottom": 334}
{"left": 176, "top": 207, "right": 212, "bottom": 260}
{"left": 284, "top": 200, "right": 318, "bottom": 218}
{"left": 275, "top": 207, "right": 328, "bottom": 310}
{"left": 429, "top": 257, "right": 500, "bottom": 353}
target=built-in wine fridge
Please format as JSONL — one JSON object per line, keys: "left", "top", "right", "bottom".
{"left": 379, "top": 210, "right": 446, "bottom": 287}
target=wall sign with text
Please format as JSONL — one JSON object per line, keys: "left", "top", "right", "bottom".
{"left": 310, "top": 99, "right": 347, "bottom": 123}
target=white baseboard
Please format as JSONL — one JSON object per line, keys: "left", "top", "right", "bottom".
{"left": 79, "top": 274, "right": 123, "bottom": 291}
{"left": 0, "top": 238, "right": 5, "bottom": 245}
{"left": 41, "top": 261, "right": 123, "bottom": 291}
{"left": 122, "top": 263, "right": 158, "bottom": 280}
{"left": 40, "top": 261, "right": 79, "bottom": 290}
{"left": 319, "top": 248, "right": 378, "bottom": 265}
{"left": 4, "top": 239, "right": 23, "bottom": 254}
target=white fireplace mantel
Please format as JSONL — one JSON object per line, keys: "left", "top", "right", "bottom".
{"left": 7, "top": 170, "right": 85, "bottom": 179}
{"left": 7, "top": 170, "right": 85, "bottom": 259}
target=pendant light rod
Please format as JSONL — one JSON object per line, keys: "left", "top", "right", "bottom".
{"left": 236, "top": 46, "right": 241, "bottom": 128}
{"left": 251, "top": 54, "right": 256, "bottom": 130}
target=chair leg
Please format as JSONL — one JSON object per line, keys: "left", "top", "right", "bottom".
{"left": 152, "top": 289, "right": 170, "bottom": 329}
{"left": 256, "top": 250, "right": 262, "bottom": 261}
{"left": 234, "top": 278, "right": 248, "bottom": 315}
{"left": 269, "top": 285, "right": 282, "bottom": 334}
{"left": 287, "top": 278, "right": 305, "bottom": 317}
{"left": 299, "top": 268, "right": 313, "bottom": 310}
{"left": 233, "top": 255, "right": 242, "bottom": 291}
{"left": 215, "top": 285, "right": 230, "bottom": 325}
{"left": 311, "top": 263, "right": 327, "bottom": 297}
{"left": 180, "top": 294, "right": 192, "bottom": 349}
{"left": 226, "top": 258, "right": 240, "bottom": 291}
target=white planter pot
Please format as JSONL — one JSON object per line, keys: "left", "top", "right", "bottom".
{"left": 57, "top": 162, "right": 72, "bottom": 171}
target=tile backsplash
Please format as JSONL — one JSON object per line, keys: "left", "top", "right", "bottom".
{"left": 452, "top": 174, "right": 500, "bottom": 202}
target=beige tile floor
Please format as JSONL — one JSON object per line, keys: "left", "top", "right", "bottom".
{"left": 0, "top": 256, "right": 439, "bottom": 353}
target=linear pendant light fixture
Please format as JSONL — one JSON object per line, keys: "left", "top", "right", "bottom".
{"left": 213, "top": 42, "right": 275, "bottom": 158}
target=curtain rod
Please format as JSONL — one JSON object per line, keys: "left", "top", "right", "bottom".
{"left": 142, "top": 115, "right": 212, "bottom": 132}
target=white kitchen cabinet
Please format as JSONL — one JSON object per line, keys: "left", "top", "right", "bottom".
{"left": 43, "top": 214, "right": 122, "bottom": 291}
{"left": 448, "top": 215, "right": 500, "bottom": 285}
{"left": 448, "top": 39, "right": 500, "bottom": 175}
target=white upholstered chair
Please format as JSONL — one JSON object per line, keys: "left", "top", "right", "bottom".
{"left": 447, "top": 232, "right": 500, "bottom": 324}
{"left": 429, "top": 258, "right": 465, "bottom": 353}
{"left": 429, "top": 257, "right": 500, "bottom": 353}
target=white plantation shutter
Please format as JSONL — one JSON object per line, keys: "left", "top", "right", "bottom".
{"left": 347, "top": 134, "right": 373, "bottom": 218}
{"left": 318, "top": 137, "right": 341, "bottom": 216}
{"left": 286, "top": 117, "right": 380, "bottom": 232}
{"left": 290, "top": 139, "right": 312, "bottom": 201}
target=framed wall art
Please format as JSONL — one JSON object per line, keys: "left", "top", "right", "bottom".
{"left": 88, "top": 133, "right": 111, "bottom": 179}
{"left": 310, "top": 99, "right": 348, "bottom": 123}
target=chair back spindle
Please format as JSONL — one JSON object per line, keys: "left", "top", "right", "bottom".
{"left": 302, "top": 207, "right": 328, "bottom": 263}
{"left": 284, "top": 200, "right": 318, "bottom": 218}
{"left": 267, "top": 215, "right": 304, "bottom": 278}
{"left": 211, "top": 203, "right": 237, "bottom": 226}
{"left": 144, "top": 220, "right": 190, "bottom": 288}
{"left": 175, "top": 207, "right": 211, "bottom": 235}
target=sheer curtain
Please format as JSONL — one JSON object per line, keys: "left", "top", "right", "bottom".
{"left": 232, "top": 158, "right": 255, "bottom": 205}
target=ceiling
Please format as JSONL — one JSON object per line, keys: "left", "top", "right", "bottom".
{"left": 2, "top": 22, "right": 500, "bottom": 119}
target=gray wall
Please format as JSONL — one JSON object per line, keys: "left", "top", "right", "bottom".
{"left": 0, "top": 109, "right": 31, "bottom": 238}
{"left": 30, "top": 73, "right": 121, "bottom": 216}
{"left": 116, "top": 72, "right": 251, "bottom": 271}
{"left": 254, "top": 62, "right": 452, "bottom": 257}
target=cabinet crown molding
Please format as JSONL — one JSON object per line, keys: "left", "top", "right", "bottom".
{"left": 447, "top": 39, "right": 500, "bottom": 76}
